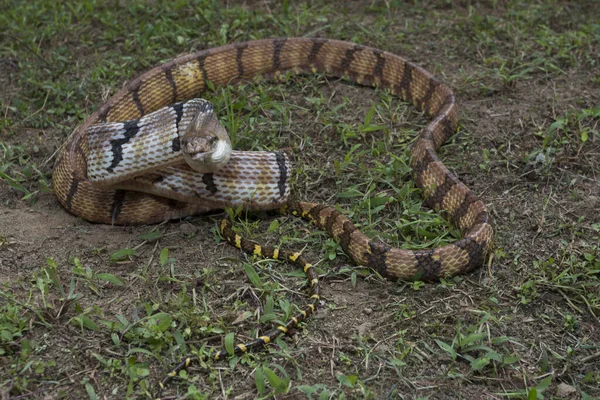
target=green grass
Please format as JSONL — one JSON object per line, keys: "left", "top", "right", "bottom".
{"left": 1, "top": 0, "right": 600, "bottom": 399}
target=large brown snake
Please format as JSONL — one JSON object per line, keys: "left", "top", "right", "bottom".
{"left": 54, "top": 37, "right": 493, "bottom": 281}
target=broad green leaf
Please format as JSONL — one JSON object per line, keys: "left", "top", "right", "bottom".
{"left": 244, "top": 264, "right": 263, "bottom": 289}
{"left": 174, "top": 330, "right": 186, "bottom": 354}
{"left": 110, "top": 248, "right": 136, "bottom": 262}
{"left": 73, "top": 315, "right": 99, "bottom": 331}
{"left": 527, "top": 387, "right": 537, "bottom": 400}
{"left": 336, "top": 374, "right": 357, "bottom": 387}
{"left": 435, "top": 339, "right": 457, "bottom": 360}
{"left": 470, "top": 357, "right": 490, "bottom": 371}
{"left": 85, "top": 382, "right": 97, "bottom": 400}
{"left": 338, "top": 188, "right": 362, "bottom": 198}
{"left": 267, "top": 220, "right": 279, "bottom": 233}
{"left": 96, "top": 273, "right": 124, "bottom": 286}
{"left": 225, "top": 332, "right": 235, "bottom": 355}
{"left": 502, "top": 355, "right": 520, "bottom": 365}
{"left": 127, "top": 347, "right": 157, "bottom": 360}
{"left": 265, "top": 295, "right": 274, "bottom": 315}
{"left": 536, "top": 376, "right": 552, "bottom": 391}
{"left": 460, "top": 332, "right": 487, "bottom": 347}
{"left": 255, "top": 366, "right": 265, "bottom": 395}
{"left": 138, "top": 231, "right": 162, "bottom": 241}
{"left": 263, "top": 366, "right": 288, "bottom": 394}
{"left": 111, "top": 333, "right": 120, "bottom": 346}
{"left": 260, "top": 313, "right": 277, "bottom": 323}
{"left": 116, "top": 314, "right": 130, "bottom": 327}
{"left": 388, "top": 358, "right": 407, "bottom": 367}
{"left": 151, "top": 313, "right": 172, "bottom": 332}
{"left": 160, "top": 248, "right": 169, "bottom": 266}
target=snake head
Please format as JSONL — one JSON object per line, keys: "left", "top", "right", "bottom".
{"left": 181, "top": 104, "right": 232, "bottom": 173}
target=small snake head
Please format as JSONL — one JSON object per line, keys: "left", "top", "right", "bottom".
{"left": 181, "top": 105, "right": 232, "bottom": 173}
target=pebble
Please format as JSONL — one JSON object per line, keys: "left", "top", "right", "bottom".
{"left": 556, "top": 382, "right": 576, "bottom": 397}
{"left": 180, "top": 223, "right": 197, "bottom": 236}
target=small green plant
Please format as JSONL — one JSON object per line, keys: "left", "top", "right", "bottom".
{"left": 71, "top": 257, "right": 125, "bottom": 295}
{"left": 0, "top": 142, "right": 50, "bottom": 204}
{"left": 255, "top": 364, "right": 291, "bottom": 396}
{"left": 435, "top": 313, "right": 520, "bottom": 374}
{"left": 0, "top": 303, "right": 29, "bottom": 356}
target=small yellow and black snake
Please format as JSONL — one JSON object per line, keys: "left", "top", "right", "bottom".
{"left": 157, "top": 217, "right": 321, "bottom": 396}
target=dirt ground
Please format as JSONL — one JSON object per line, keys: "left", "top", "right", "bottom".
{"left": 1, "top": 1, "right": 599, "bottom": 399}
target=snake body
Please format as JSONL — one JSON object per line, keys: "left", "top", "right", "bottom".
{"left": 55, "top": 37, "right": 493, "bottom": 280}
{"left": 54, "top": 37, "right": 494, "bottom": 396}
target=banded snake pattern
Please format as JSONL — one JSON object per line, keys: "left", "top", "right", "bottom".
{"left": 53, "top": 37, "right": 494, "bottom": 396}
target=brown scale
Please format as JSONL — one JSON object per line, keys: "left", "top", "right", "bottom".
{"left": 285, "top": 200, "right": 490, "bottom": 281}
{"left": 156, "top": 218, "right": 321, "bottom": 399}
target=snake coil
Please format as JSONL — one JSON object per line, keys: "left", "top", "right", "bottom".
{"left": 53, "top": 37, "right": 494, "bottom": 396}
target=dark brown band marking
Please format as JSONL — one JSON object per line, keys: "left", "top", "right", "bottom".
{"left": 452, "top": 190, "right": 478, "bottom": 228}
{"left": 110, "top": 190, "right": 127, "bottom": 222}
{"left": 274, "top": 152, "right": 287, "bottom": 198}
{"left": 308, "top": 204, "right": 327, "bottom": 226}
{"left": 420, "top": 127, "right": 435, "bottom": 142}
{"left": 65, "top": 179, "right": 79, "bottom": 211}
{"left": 164, "top": 68, "right": 178, "bottom": 104}
{"left": 419, "top": 77, "right": 438, "bottom": 114}
{"left": 235, "top": 42, "right": 248, "bottom": 77}
{"left": 439, "top": 113, "right": 455, "bottom": 141}
{"left": 325, "top": 209, "right": 343, "bottom": 235}
{"left": 397, "top": 62, "right": 414, "bottom": 101}
{"left": 338, "top": 220, "right": 356, "bottom": 250}
{"left": 372, "top": 50, "right": 386, "bottom": 84}
{"left": 411, "top": 146, "right": 437, "bottom": 186}
{"left": 474, "top": 211, "right": 490, "bottom": 225}
{"left": 441, "top": 92, "right": 455, "bottom": 108}
{"left": 455, "top": 237, "right": 485, "bottom": 272}
{"left": 340, "top": 45, "right": 361, "bottom": 70}
{"left": 414, "top": 250, "right": 442, "bottom": 280}
{"left": 272, "top": 38, "right": 287, "bottom": 71}
{"left": 98, "top": 105, "right": 110, "bottom": 122}
{"left": 166, "top": 198, "right": 182, "bottom": 209}
{"left": 430, "top": 174, "right": 457, "bottom": 211}
{"left": 202, "top": 173, "right": 218, "bottom": 194}
{"left": 365, "top": 241, "right": 390, "bottom": 276}
{"left": 308, "top": 38, "right": 326, "bottom": 64}
{"left": 131, "top": 89, "right": 144, "bottom": 115}
{"left": 75, "top": 144, "right": 87, "bottom": 165}
{"left": 196, "top": 55, "right": 209, "bottom": 87}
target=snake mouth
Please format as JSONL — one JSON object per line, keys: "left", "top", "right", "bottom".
{"left": 181, "top": 135, "right": 219, "bottom": 155}
{"left": 182, "top": 137, "right": 232, "bottom": 173}
{"left": 187, "top": 139, "right": 230, "bottom": 160}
